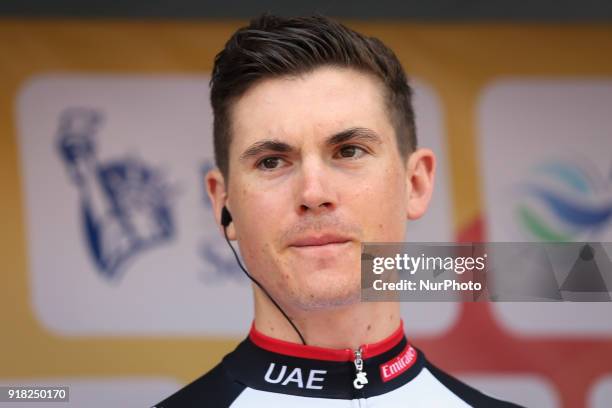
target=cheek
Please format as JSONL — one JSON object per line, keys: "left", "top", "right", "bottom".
{"left": 349, "top": 167, "right": 406, "bottom": 239}
{"left": 233, "top": 188, "right": 285, "bottom": 264}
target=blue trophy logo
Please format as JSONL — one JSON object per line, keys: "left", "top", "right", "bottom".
{"left": 57, "top": 108, "right": 175, "bottom": 280}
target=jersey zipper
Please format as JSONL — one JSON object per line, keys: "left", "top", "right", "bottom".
{"left": 352, "top": 347, "right": 369, "bottom": 389}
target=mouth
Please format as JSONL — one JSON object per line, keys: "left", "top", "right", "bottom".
{"left": 289, "top": 234, "right": 352, "bottom": 248}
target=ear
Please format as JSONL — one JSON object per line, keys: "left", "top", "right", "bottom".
{"left": 205, "top": 167, "right": 237, "bottom": 240}
{"left": 404, "top": 148, "right": 436, "bottom": 220}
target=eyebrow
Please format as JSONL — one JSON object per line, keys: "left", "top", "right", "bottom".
{"left": 238, "top": 127, "right": 383, "bottom": 162}
{"left": 326, "top": 127, "right": 383, "bottom": 147}
{"left": 239, "top": 139, "right": 293, "bottom": 162}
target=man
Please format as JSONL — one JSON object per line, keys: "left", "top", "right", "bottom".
{"left": 155, "top": 14, "right": 521, "bottom": 407}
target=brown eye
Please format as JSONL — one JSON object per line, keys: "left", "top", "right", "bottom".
{"left": 257, "top": 157, "right": 283, "bottom": 170}
{"left": 337, "top": 145, "right": 366, "bottom": 159}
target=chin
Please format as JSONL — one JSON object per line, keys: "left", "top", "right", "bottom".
{"left": 287, "top": 276, "right": 362, "bottom": 311}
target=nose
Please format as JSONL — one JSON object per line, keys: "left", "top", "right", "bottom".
{"left": 296, "top": 157, "right": 337, "bottom": 215}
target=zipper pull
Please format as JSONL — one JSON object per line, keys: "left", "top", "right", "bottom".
{"left": 353, "top": 347, "right": 368, "bottom": 389}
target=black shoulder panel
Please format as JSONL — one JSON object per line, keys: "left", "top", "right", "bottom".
{"left": 152, "top": 362, "right": 246, "bottom": 408}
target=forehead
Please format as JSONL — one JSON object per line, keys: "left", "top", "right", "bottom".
{"left": 229, "top": 66, "right": 395, "bottom": 152}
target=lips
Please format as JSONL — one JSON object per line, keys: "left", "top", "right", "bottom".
{"left": 289, "top": 234, "right": 352, "bottom": 247}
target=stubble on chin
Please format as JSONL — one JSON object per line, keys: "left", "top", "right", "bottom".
{"left": 283, "top": 274, "right": 362, "bottom": 312}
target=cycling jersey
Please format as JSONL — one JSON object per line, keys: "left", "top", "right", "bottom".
{"left": 154, "top": 321, "right": 522, "bottom": 407}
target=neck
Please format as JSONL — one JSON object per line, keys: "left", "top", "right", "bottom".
{"left": 253, "top": 287, "right": 401, "bottom": 350}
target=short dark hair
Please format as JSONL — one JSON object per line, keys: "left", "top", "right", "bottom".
{"left": 210, "top": 14, "right": 417, "bottom": 180}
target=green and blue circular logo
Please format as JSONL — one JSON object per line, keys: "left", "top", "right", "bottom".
{"left": 516, "top": 159, "right": 612, "bottom": 242}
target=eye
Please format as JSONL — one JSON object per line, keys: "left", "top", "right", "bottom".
{"left": 256, "top": 156, "right": 285, "bottom": 170}
{"left": 336, "top": 145, "right": 367, "bottom": 159}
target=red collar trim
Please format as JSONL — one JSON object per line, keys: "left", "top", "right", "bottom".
{"left": 249, "top": 320, "right": 405, "bottom": 362}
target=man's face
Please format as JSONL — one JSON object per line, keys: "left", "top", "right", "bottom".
{"left": 223, "top": 66, "right": 412, "bottom": 311}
